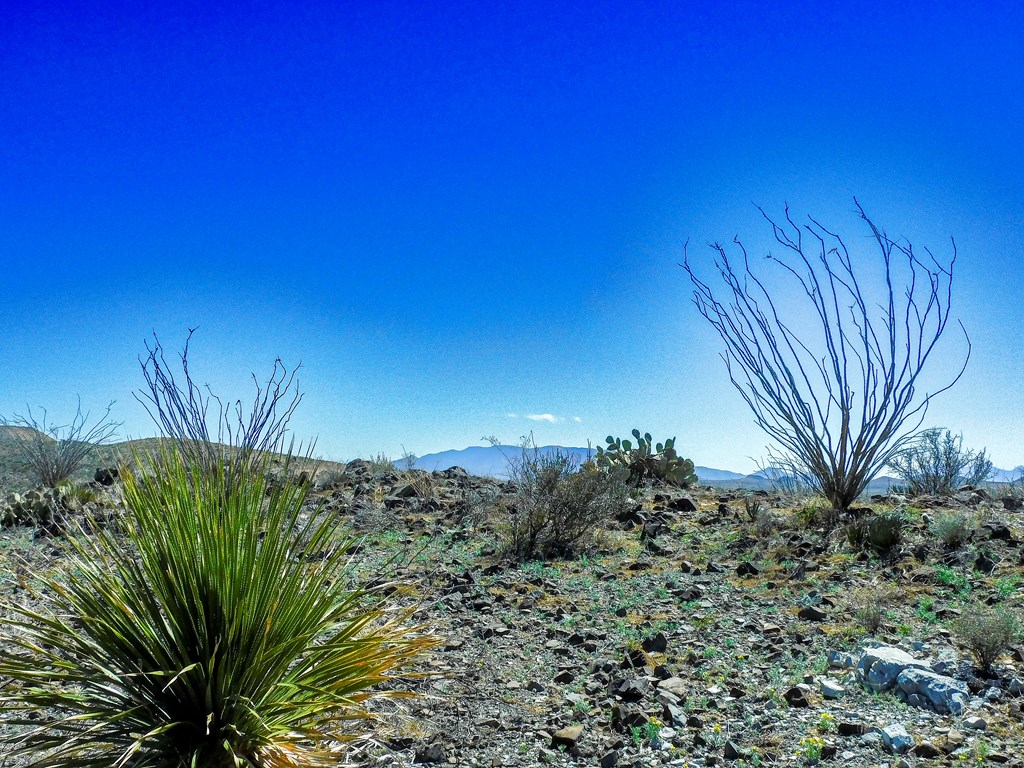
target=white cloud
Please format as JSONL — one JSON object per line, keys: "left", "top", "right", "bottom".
{"left": 526, "top": 413, "right": 559, "bottom": 423}
{"left": 507, "top": 411, "right": 580, "bottom": 424}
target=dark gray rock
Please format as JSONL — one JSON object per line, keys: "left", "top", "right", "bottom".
{"left": 414, "top": 743, "right": 448, "bottom": 763}
{"left": 94, "top": 467, "right": 119, "bottom": 485}
{"left": 798, "top": 605, "right": 827, "bottom": 621}
{"left": 783, "top": 685, "right": 810, "bottom": 707}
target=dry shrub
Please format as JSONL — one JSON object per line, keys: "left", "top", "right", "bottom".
{"left": 953, "top": 605, "right": 1022, "bottom": 673}
{"left": 889, "top": 428, "right": 993, "bottom": 496}
{"left": 403, "top": 469, "right": 437, "bottom": 506}
{"left": 0, "top": 400, "right": 120, "bottom": 488}
{"left": 848, "top": 585, "right": 895, "bottom": 634}
{"left": 500, "top": 449, "right": 628, "bottom": 560}
{"left": 928, "top": 509, "right": 975, "bottom": 549}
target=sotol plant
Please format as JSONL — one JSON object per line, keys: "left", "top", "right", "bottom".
{"left": 595, "top": 430, "right": 697, "bottom": 487}
{"left": 0, "top": 445, "right": 436, "bottom": 767}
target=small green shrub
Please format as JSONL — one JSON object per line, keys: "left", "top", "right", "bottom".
{"left": 502, "top": 447, "right": 628, "bottom": 560}
{"left": 928, "top": 510, "right": 975, "bottom": 549}
{"left": 995, "top": 575, "right": 1020, "bottom": 598}
{"left": 889, "top": 428, "right": 994, "bottom": 496}
{"left": 630, "top": 716, "right": 663, "bottom": 745}
{"left": 797, "top": 497, "right": 841, "bottom": 530}
{"left": 594, "top": 430, "right": 697, "bottom": 487}
{"left": 846, "top": 511, "right": 906, "bottom": 553}
{"left": 916, "top": 596, "right": 939, "bottom": 624}
{"left": 797, "top": 735, "right": 825, "bottom": 762}
{"left": 935, "top": 564, "right": 972, "bottom": 595}
{"left": 952, "top": 604, "right": 1022, "bottom": 673}
{"left": 0, "top": 446, "right": 436, "bottom": 765}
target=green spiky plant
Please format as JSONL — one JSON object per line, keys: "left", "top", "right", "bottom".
{"left": 845, "top": 510, "right": 906, "bottom": 554}
{"left": 0, "top": 445, "right": 437, "bottom": 767}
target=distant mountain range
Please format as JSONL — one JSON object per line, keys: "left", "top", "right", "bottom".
{"left": 401, "top": 445, "right": 1021, "bottom": 494}
{"left": 990, "top": 467, "right": 1024, "bottom": 483}
{"left": 399, "top": 444, "right": 821, "bottom": 490}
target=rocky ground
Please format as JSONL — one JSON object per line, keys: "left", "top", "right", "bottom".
{"left": 2, "top": 458, "right": 1024, "bottom": 768}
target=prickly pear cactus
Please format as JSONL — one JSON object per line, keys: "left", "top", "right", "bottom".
{"left": 594, "top": 429, "right": 698, "bottom": 487}
{"left": 1, "top": 488, "right": 59, "bottom": 527}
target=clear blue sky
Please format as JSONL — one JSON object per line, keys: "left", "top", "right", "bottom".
{"left": 2, "top": 0, "right": 1022, "bottom": 473}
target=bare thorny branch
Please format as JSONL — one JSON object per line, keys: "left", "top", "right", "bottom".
{"left": 0, "top": 398, "right": 122, "bottom": 488}
{"left": 681, "top": 200, "right": 970, "bottom": 509}
{"left": 134, "top": 329, "right": 306, "bottom": 483}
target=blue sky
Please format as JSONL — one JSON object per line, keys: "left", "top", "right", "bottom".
{"left": 2, "top": 0, "right": 1022, "bottom": 473}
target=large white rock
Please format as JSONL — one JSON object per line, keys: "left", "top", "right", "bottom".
{"left": 895, "top": 667, "right": 969, "bottom": 715}
{"left": 855, "top": 644, "right": 970, "bottom": 715}
{"left": 856, "top": 646, "right": 930, "bottom": 692}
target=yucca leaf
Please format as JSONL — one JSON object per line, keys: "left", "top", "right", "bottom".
{"left": 0, "top": 445, "right": 438, "bottom": 766}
